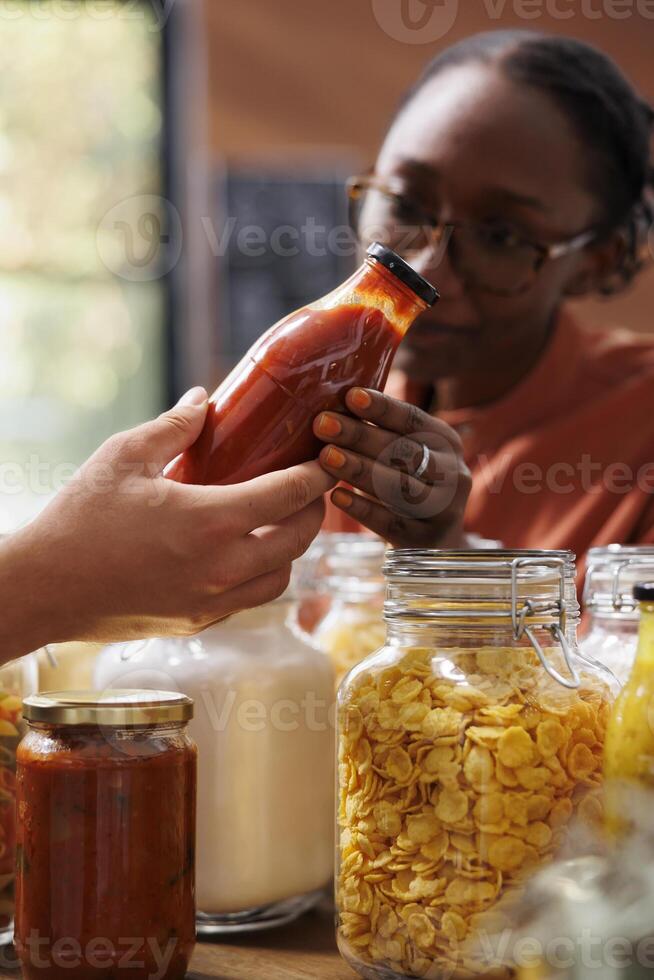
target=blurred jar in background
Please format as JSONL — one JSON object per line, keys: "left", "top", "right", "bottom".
{"left": 93, "top": 591, "right": 335, "bottom": 934}
{"left": 296, "top": 533, "right": 387, "bottom": 688}
{"left": 581, "top": 545, "right": 654, "bottom": 685}
{"left": 37, "top": 643, "right": 101, "bottom": 693}
{"left": 0, "top": 653, "right": 38, "bottom": 944}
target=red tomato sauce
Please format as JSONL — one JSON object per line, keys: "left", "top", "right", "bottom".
{"left": 15, "top": 724, "right": 196, "bottom": 980}
{"left": 167, "top": 302, "right": 402, "bottom": 486}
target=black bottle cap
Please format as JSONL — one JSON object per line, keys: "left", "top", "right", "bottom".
{"left": 634, "top": 583, "right": 654, "bottom": 602}
{"left": 367, "top": 243, "right": 439, "bottom": 307}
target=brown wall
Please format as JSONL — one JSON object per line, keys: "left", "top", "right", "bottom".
{"left": 201, "top": 0, "right": 654, "bottom": 333}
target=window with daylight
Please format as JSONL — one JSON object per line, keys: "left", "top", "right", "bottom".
{"left": 0, "top": 0, "right": 170, "bottom": 530}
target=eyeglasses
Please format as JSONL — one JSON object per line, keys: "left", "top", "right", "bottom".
{"left": 347, "top": 175, "right": 598, "bottom": 297}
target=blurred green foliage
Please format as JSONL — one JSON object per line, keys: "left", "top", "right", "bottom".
{"left": 0, "top": 0, "right": 166, "bottom": 529}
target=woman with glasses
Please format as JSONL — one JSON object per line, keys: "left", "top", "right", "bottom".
{"left": 315, "top": 30, "right": 654, "bottom": 565}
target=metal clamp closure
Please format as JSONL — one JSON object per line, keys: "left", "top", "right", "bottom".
{"left": 511, "top": 557, "right": 580, "bottom": 690}
{"left": 584, "top": 557, "right": 654, "bottom": 612}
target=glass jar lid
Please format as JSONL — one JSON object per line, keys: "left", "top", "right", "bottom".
{"left": 584, "top": 544, "right": 654, "bottom": 615}
{"left": 383, "top": 549, "right": 582, "bottom": 690}
{"left": 293, "top": 532, "right": 386, "bottom": 601}
{"left": 23, "top": 690, "right": 194, "bottom": 726}
{"left": 384, "top": 548, "right": 578, "bottom": 622}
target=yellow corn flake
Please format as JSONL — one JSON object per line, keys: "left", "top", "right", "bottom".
{"left": 497, "top": 726, "right": 535, "bottom": 768}
{"left": 517, "top": 707, "right": 542, "bottom": 732}
{"left": 343, "top": 705, "right": 364, "bottom": 742}
{"left": 449, "top": 832, "right": 476, "bottom": 854}
{"left": 526, "top": 794, "right": 552, "bottom": 821}
{"left": 466, "top": 725, "right": 507, "bottom": 747}
{"left": 406, "top": 812, "right": 441, "bottom": 845}
{"left": 373, "top": 801, "right": 402, "bottom": 838}
{"left": 441, "top": 910, "right": 468, "bottom": 943}
{"left": 377, "top": 701, "right": 401, "bottom": 730}
{"left": 422, "top": 706, "right": 463, "bottom": 740}
{"left": 446, "top": 878, "right": 498, "bottom": 906}
{"left": 435, "top": 788, "right": 470, "bottom": 825}
{"left": 549, "top": 797, "right": 574, "bottom": 828}
{"left": 420, "top": 831, "right": 449, "bottom": 862}
{"left": 536, "top": 718, "right": 567, "bottom": 757}
{"left": 353, "top": 738, "right": 372, "bottom": 773}
{"left": 478, "top": 703, "right": 523, "bottom": 723}
{"left": 377, "top": 904, "right": 399, "bottom": 938}
{"left": 475, "top": 793, "right": 504, "bottom": 826}
{"left": 398, "top": 701, "right": 430, "bottom": 732}
{"left": 567, "top": 743, "right": 598, "bottom": 780}
{"left": 391, "top": 676, "right": 424, "bottom": 704}
{"left": 488, "top": 836, "right": 527, "bottom": 872}
{"left": 407, "top": 912, "right": 436, "bottom": 949}
{"left": 515, "top": 765, "right": 550, "bottom": 791}
{"left": 496, "top": 760, "right": 520, "bottom": 788}
{"left": 463, "top": 746, "right": 495, "bottom": 791}
{"left": 421, "top": 746, "right": 455, "bottom": 774}
{"left": 386, "top": 746, "right": 413, "bottom": 782}
{"left": 573, "top": 726, "right": 597, "bottom": 747}
{"left": 566, "top": 701, "right": 594, "bottom": 730}
{"left": 525, "top": 821, "right": 553, "bottom": 849}
{"left": 342, "top": 879, "right": 374, "bottom": 915}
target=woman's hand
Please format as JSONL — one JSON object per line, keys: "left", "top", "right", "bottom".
{"left": 314, "top": 387, "right": 471, "bottom": 548}
{"left": 0, "top": 388, "right": 335, "bottom": 661}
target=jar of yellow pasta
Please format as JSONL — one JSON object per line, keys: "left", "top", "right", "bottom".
{"left": 336, "top": 549, "right": 616, "bottom": 980}
{"left": 0, "top": 654, "right": 38, "bottom": 944}
{"left": 297, "top": 533, "right": 386, "bottom": 688}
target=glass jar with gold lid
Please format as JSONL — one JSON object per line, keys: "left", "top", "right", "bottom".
{"left": 15, "top": 690, "right": 196, "bottom": 980}
{"left": 336, "top": 549, "right": 616, "bottom": 980}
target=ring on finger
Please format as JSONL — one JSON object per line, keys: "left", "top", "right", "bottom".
{"left": 414, "top": 442, "right": 430, "bottom": 480}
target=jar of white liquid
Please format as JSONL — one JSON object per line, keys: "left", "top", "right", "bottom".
{"left": 93, "top": 595, "right": 335, "bottom": 934}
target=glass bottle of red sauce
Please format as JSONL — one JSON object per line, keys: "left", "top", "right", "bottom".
{"left": 14, "top": 691, "right": 196, "bottom": 980}
{"left": 166, "top": 243, "right": 438, "bottom": 486}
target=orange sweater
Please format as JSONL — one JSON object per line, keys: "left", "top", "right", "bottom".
{"left": 324, "top": 311, "right": 654, "bottom": 571}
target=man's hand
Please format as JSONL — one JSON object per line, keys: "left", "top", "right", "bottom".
{"left": 0, "top": 388, "right": 335, "bottom": 660}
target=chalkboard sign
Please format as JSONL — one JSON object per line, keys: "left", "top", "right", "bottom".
{"left": 215, "top": 167, "right": 355, "bottom": 367}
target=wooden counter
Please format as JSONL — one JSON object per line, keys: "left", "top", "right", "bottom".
{"left": 0, "top": 908, "right": 354, "bottom": 979}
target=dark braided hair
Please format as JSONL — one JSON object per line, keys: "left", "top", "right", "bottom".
{"left": 396, "top": 31, "right": 654, "bottom": 295}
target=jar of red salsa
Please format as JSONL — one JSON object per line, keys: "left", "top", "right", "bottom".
{"left": 15, "top": 690, "right": 196, "bottom": 980}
